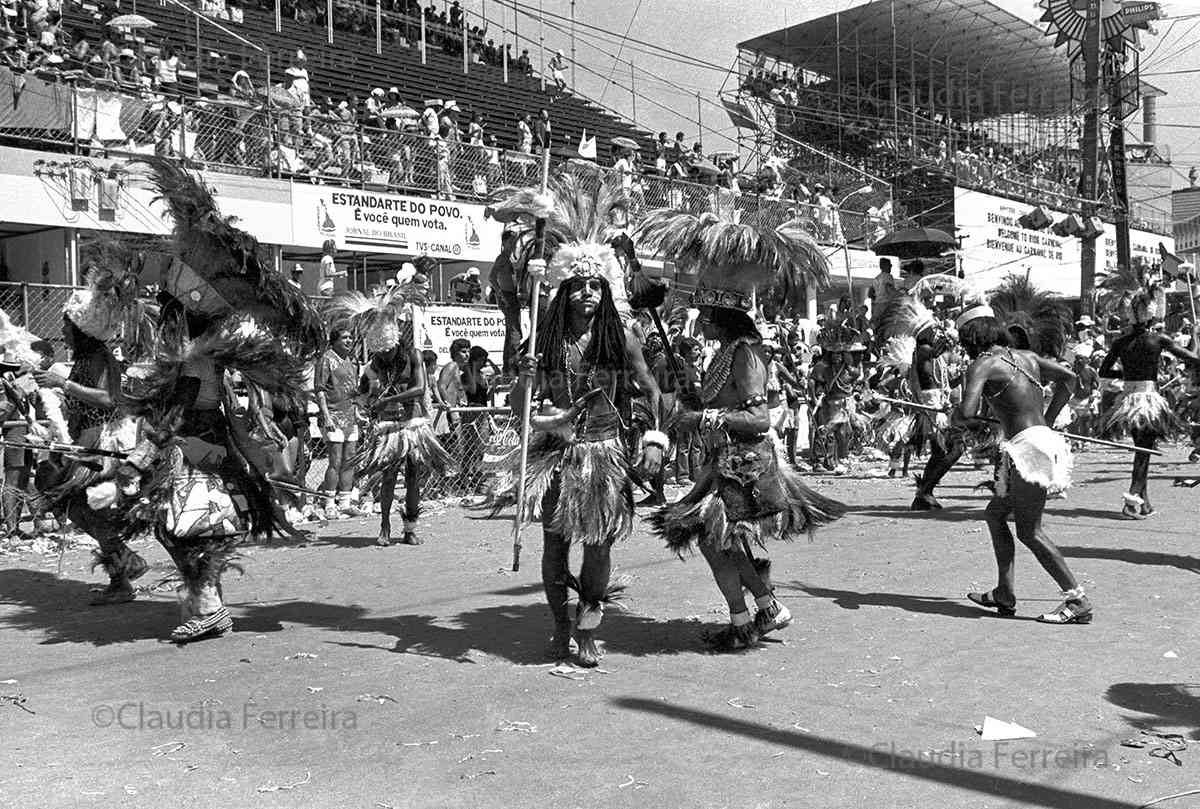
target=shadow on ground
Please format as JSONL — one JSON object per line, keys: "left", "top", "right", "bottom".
{"left": 777, "top": 581, "right": 1038, "bottom": 621}
{"left": 1105, "top": 682, "right": 1200, "bottom": 740}
{"left": 231, "top": 598, "right": 712, "bottom": 665}
{"left": 612, "top": 697, "right": 1142, "bottom": 809}
{"left": 0, "top": 568, "right": 175, "bottom": 646}
{"left": 1060, "top": 546, "right": 1200, "bottom": 574}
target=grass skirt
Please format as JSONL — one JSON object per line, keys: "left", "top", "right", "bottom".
{"left": 485, "top": 429, "right": 634, "bottom": 546}
{"left": 648, "top": 434, "right": 845, "bottom": 555}
{"left": 353, "top": 417, "right": 455, "bottom": 494}
{"left": 1100, "top": 382, "right": 1181, "bottom": 440}
{"left": 997, "top": 425, "right": 1072, "bottom": 497}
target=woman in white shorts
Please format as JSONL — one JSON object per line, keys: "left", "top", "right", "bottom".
{"left": 316, "top": 326, "right": 365, "bottom": 518}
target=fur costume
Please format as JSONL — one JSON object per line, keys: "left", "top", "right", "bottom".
{"left": 996, "top": 425, "right": 1073, "bottom": 497}
{"left": 103, "top": 157, "right": 323, "bottom": 640}
{"left": 635, "top": 209, "right": 845, "bottom": 554}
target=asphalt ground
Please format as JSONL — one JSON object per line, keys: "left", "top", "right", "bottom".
{"left": 3, "top": 446, "right": 1200, "bottom": 809}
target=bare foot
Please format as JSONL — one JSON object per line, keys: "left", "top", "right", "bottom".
{"left": 402, "top": 531, "right": 423, "bottom": 545}
{"left": 574, "top": 629, "right": 601, "bottom": 668}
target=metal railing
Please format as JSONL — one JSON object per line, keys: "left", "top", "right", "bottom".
{"left": 0, "top": 66, "right": 890, "bottom": 245}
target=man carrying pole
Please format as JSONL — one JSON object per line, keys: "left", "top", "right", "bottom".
{"left": 494, "top": 172, "right": 662, "bottom": 668}
{"left": 951, "top": 300, "right": 1092, "bottom": 625}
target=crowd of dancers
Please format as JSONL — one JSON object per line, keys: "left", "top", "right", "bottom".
{"left": 2, "top": 158, "right": 1198, "bottom": 667}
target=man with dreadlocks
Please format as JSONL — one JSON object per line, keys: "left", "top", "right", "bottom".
{"left": 489, "top": 174, "right": 662, "bottom": 669}
{"left": 952, "top": 300, "right": 1090, "bottom": 624}
{"left": 637, "top": 210, "right": 845, "bottom": 651}
{"left": 1097, "top": 280, "right": 1200, "bottom": 518}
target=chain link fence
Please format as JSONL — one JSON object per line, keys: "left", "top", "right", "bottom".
{"left": 2, "top": 69, "right": 891, "bottom": 244}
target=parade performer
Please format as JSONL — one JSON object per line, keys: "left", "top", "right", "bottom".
{"left": 488, "top": 174, "right": 663, "bottom": 668}
{"left": 868, "top": 335, "right": 917, "bottom": 477}
{"left": 952, "top": 301, "right": 1091, "bottom": 624}
{"left": 33, "top": 265, "right": 152, "bottom": 605}
{"left": 330, "top": 281, "right": 454, "bottom": 546}
{"left": 1097, "top": 279, "right": 1200, "bottom": 518}
{"left": 67, "top": 157, "right": 325, "bottom": 642}
{"left": 875, "top": 292, "right": 960, "bottom": 509}
{"left": 636, "top": 210, "right": 845, "bottom": 651}
{"left": 809, "top": 324, "right": 863, "bottom": 474}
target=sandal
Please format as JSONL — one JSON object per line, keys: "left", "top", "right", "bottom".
{"left": 1037, "top": 600, "right": 1092, "bottom": 625}
{"left": 967, "top": 589, "right": 1016, "bottom": 617}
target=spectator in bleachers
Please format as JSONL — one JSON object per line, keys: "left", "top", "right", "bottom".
{"left": 516, "top": 48, "right": 531, "bottom": 76}
{"left": 516, "top": 112, "right": 532, "bottom": 154}
{"left": 448, "top": 0, "right": 462, "bottom": 28}
{"left": 439, "top": 99, "right": 460, "bottom": 141}
{"left": 289, "top": 50, "right": 311, "bottom": 108}
{"left": 1, "top": 36, "right": 24, "bottom": 68}
{"left": 435, "top": 122, "right": 455, "bottom": 199}
{"left": 548, "top": 48, "right": 567, "bottom": 95}
{"left": 449, "top": 266, "right": 482, "bottom": 302}
{"left": 534, "top": 108, "right": 551, "bottom": 154}
{"left": 113, "top": 47, "right": 142, "bottom": 88}
{"left": 612, "top": 146, "right": 635, "bottom": 191}
{"left": 420, "top": 97, "right": 440, "bottom": 141}
{"left": 365, "top": 87, "right": 386, "bottom": 129}
{"left": 154, "top": 44, "right": 182, "bottom": 96}
{"left": 483, "top": 38, "right": 497, "bottom": 65}
{"left": 230, "top": 68, "right": 255, "bottom": 101}
{"left": 653, "top": 131, "right": 668, "bottom": 174}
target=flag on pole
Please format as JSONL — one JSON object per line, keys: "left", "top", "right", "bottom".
{"left": 578, "top": 129, "right": 596, "bottom": 159}
{"left": 1160, "top": 242, "right": 1192, "bottom": 281}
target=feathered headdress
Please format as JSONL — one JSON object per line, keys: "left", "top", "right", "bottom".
{"left": 0, "top": 308, "right": 41, "bottom": 367}
{"left": 63, "top": 263, "right": 146, "bottom": 345}
{"left": 1096, "top": 260, "right": 1164, "bottom": 326}
{"left": 486, "top": 173, "right": 631, "bottom": 312}
{"left": 632, "top": 209, "right": 830, "bottom": 316}
{"left": 133, "top": 156, "right": 323, "bottom": 360}
{"left": 987, "top": 273, "right": 1072, "bottom": 358}
{"left": 875, "top": 294, "right": 940, "bottom": 347}
{"left": 327, "top": 284, "right": 422, "bottom": 353}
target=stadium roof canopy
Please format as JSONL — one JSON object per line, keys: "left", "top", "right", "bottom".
{"left": 738, "top": 0, "right": 1162, "bottom": 119}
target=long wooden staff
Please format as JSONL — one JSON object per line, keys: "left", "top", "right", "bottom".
{"left": 868, "top": 394, "right": 1165, "bottom": 456}
{"left": 512, "top": 147, "right": 553, "bottom": 573}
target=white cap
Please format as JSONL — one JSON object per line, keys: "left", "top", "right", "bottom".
{"left": 443, "top": 99, "right": 459, "bottom": 111}
{"left": 317, "top": 279, "right": 334, "bottom": 295}
{"left": 467, "top": 266, "right": 479, "bottom": 276}
{"left": 119, "top": 47, "right": 135, "bottom": 58}
{"left": 292, "top": 263, "right": 304, "bottom": 273}
{"left": 371, "top": 87, "right": 385, "bottom": 96}
{"left": 295, "top": 49, "right": 306, "bottom": 61}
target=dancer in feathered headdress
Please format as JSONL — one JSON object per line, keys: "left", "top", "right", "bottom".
{"left": 328, "top": 279, "right": 454, "bottom": 547}
{"left": 485, "top": 172, "right": 664, "bottom": 669}
{"left": 636, "top": 210, "right": 845, "bottom": 652}
{"left": 1096, "top": 264, "right": 1200, "bottom": 518}
{"left": 873, "top": 278, "right": 964, "bottom": 509}
{"left": 52, "top": 156, "right": 326, "bottom": 642}
{"left": 33, "top": 262, "right": 152, "bottom": 606}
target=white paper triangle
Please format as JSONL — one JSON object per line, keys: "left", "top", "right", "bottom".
{"left": 979, "top": 716, "right": 1037, "bottom": 741}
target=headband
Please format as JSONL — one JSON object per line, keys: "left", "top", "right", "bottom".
{"left": 955, "top": 304, "right": 995, "bottom": 329}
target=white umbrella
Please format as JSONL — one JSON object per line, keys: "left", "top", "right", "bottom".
{"left": 107, "top": 14, "right": 156, "bottom": 29}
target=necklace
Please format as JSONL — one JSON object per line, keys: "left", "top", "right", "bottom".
{"left": 700, "top": 337, "right": 757, "bottom": 404}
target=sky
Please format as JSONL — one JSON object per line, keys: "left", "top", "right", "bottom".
{"left": 467, "top": 0, "right": 1200, "bottom": 191}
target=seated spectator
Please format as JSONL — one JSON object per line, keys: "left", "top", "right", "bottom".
{"left": 113, "top": 47, "right": 142, "bottom": 88}
{"left": 516, "top": 48, "right": 531, "bottom": 75}
{"left": 449, "top": 267, "right": 482, "bottom": 302}
{"left": 229, "top": 67, "right": 255, "bottom": 101}
{"left": 516, "top": 112, "right": 532, "bottom": 154}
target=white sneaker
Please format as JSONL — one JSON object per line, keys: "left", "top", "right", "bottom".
{"left": 754, "top": 602, "right": 792, "bottom": 635}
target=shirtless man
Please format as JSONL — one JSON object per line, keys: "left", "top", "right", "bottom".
{"left": 910, "top": 325, "right": 963, "bottom": 510}
{"left": 1098, "top": 304, "right": 1200, "bottom": 517}
{"left": 951, "top": 304, "right": 1091, "bottom": 624}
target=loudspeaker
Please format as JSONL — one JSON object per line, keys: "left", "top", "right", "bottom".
{"left": 1052, "top": 214, "right": 1083, "bottom": 237}
{"left": 1017, "top": 206, "right": 1053, "bottom": 230}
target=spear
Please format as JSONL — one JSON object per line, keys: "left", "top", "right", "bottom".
{"left": 867, "top": 394, "right": 1164, "bottom": 456}
{"left": 511, "top": 147, "right": 553, "bottom": 573}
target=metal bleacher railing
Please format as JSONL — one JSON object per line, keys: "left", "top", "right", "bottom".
{"left": 0, "top": 65, "right": 891, "bottom": 247}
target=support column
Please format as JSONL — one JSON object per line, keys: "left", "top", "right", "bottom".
{"left": 64, "top": 227, "right": 79, "bottom": 286}
{"left": 1078, "top": 0, "right": 1102, "bottom": 316}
